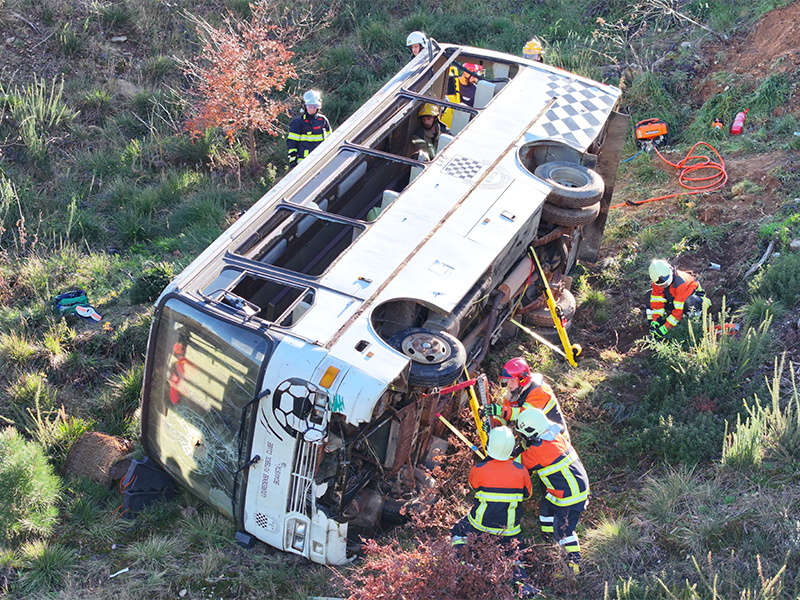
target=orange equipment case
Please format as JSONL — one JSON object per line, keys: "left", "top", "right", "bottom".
{"left": 634, "top": 118, "right": 668, "bottom": 141}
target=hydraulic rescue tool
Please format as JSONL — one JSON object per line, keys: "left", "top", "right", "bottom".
{"left": 436, "top": 413, "right": 485, "bottom": 459}
{"left": 529, "top": 249, "right": 581, "bottom": 367}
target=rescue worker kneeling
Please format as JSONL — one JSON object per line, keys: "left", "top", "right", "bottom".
{"left": 648, "top": 259, "right": 711, "bottom": 339}
{"left": 451, "top": 427, "right": 536, "bottom": 595}
{"left": 514, "top": 408, "right": 590, "bottom": 577}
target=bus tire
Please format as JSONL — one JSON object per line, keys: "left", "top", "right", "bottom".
{"left": 541, "top": 200, "right": 601, "bottom": 227}
{"left": 524, "top": 288, "right": 576, "bottom": 327}
{"left": 387, "top": 327, "right": 467, "bottom": 388}
{"left": 534, "top": 161, "right": 604, "bottom": 208}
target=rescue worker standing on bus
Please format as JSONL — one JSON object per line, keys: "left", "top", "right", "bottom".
{"left": 451, "top": 426, "right": 537, "bottom": 596}
{"left": 411, "top": 103, "right": 450, "bottom": 162}
{"left": 484, "top": 357, "right": 569, "bottom": 441}
{"left": 515, "top": 408, "right": 589, "bottom": 577}
{"left": 648, "top": 259, "right": 711, "bottom": 339}
{"left": 287, "top": 90, "right": 332, "bottom": 169}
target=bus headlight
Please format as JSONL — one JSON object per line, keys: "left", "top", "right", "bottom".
{"left": 289, "top": 520, "right": 307, "bottom": 552}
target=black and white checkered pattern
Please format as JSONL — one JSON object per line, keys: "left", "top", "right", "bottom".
{"left": 530, "top": 73, "right": 619, "bottom": 150}
{"left": 442, "top": 155, "right": 487, "bottom": 181}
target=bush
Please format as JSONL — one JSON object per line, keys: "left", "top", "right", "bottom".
{"left": 335, "top": 535, "right": 522, "bottom": 600}
{"left": 722, "top": 355, "right": 800, "bottom": 471}
{"left": 757, "top": 251, "right": 800, "bottom": 307}
{"left": 0, "top": 428, "right": 61, "bottom": 543}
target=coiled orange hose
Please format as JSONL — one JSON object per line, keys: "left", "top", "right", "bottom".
{"left": 611, "top": 141, "right": 727, "bottom": 209}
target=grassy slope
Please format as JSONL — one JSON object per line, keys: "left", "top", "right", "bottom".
{"left": 1, "top": 0, "right": 800, "bottom": 598}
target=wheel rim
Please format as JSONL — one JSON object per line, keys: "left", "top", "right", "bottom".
{"left": 550, "top": 165, "right": 590, "bottom": 188}
{"left": 400, "top": 332, "right": 452, "bottom": 364}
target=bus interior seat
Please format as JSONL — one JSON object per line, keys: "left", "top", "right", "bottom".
{"left": 474, "top": 80, "right": 497, "bottom": 109}
{"left": 492, "top": 63, "right": 510, "bottom": 91}
{"left": 437, "top": 133, "right": 455, "bottom": 154}
{"left": 449, "top": 110, "right": 471, "bottom": 135}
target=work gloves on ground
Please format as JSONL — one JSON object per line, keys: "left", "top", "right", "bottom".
{"left": 650, "top": 320, "right": 668, "bottom": 339}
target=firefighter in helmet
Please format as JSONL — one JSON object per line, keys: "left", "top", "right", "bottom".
{"left": 287, "top": 90, "right": 332, "bottom": 169}
{"left": 410, "top": 103, "right": 450, "bottom": 162}
{"left": 451, "top": 426, "right": 537, "bottom": 596}
{"left": 484, "top": 357, "right": 569, "bottom": 441}
{"left": 446, "top": 62, "right": 485, "bottom": 108}
{"left": 522, "top": 37, "right": 545, "bottom": 63}
{"left": 515, "top": 408, "right": 589, "bottom": 577}
{"left": 648, "top": 259, "right": 711, "bottom": 338}
{"left": 406, "top": 31, "right": 428, "bottom": 56}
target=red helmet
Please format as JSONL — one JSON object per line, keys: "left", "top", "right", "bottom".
{"left": 462, "top": 63, "right": 484, "bottom": 77}
{"left": 500, "top": 357, "right": 532, "bottom": 386}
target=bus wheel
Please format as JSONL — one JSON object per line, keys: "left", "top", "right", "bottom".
{"left": 387, "top": 327, "right": 467, "bottom": 388}
{"left": 534, "top": 161, "right": 604, "bottom": 208}
{"left": 541, "top": 200, "right": 601, "bottom": 227}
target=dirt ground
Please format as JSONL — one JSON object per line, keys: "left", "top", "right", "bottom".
{"left": 697, "top": 1, "right": 800, "bottom": 113}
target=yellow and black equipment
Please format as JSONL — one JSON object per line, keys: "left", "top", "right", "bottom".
{"left": 525, "top": 249, "right": 582, "bottom": 367}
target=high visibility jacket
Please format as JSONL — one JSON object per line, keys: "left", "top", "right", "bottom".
{"left": 517, "top": 433, "right": 589, "bottom": 508}
{"left": 287, "top": 111, "right": 332, "bottom": 166}
{"left": 467, "top": 458, "right": 532, "bottom": 536}
{"left": 650, "top": 270, "right": 705, "bottom": 330}
{"left": 499, "top": 374, "right": 566, "bottom": 434}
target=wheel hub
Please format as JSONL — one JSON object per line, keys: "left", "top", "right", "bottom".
{"left": 400, "top": 332, "right": 452, "bottom": 364}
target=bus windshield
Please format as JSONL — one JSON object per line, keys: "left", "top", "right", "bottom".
{"left": 142, "top": 298, "right": 269, "bottom": 517}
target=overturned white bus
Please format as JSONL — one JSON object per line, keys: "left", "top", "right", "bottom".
{"left": 138, "top": 41, "right": 628, "bottom": 565}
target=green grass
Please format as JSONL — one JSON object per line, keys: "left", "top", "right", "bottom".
{"left": 17, "top": 541, "right": 76, "bottom": 594}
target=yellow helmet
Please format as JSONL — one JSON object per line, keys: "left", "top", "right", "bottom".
{"left": 418, "top": 103, "right": 441, "bottom": 118}
{"left": 523, "top": 37, "right": 544, "bottom": 60}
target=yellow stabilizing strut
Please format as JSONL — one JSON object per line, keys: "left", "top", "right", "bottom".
{"left": 436, "top": 413, "right": 485, "bottom": 459}
{"left": 528, "top": 248, "right": 581, "bottom": 367}
{"left": 464, "top": 367, "right": 488, "bottom": 448}
{"left": 510, "top": 318, "right": 573, "bottom": 361}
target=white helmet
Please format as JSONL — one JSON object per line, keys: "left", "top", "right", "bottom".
{"left": 649, "top": 259, "right": 673, "bottom": 287}
{"left": 486, "top": 426, "right": 515, "bottom": 461}
{"left": 303, "top": 90, "right": 322, "bottom": 108}
{"left": 406, "top": 31, "right": 428, "bottom": 48}
{"left": 516, "top": 408, "right": 561, "bottom": 441}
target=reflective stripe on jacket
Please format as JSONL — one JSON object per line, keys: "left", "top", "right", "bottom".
{"left": 517, "top": 433, "right": 589, "bottom": 507}
{"left": 287, "top": 112, "right": 332, "bottom": 165}
{"left": 650, "top": 270, "right": 702, "bottom": 329}
{"left": 467, "top": 458, "right": 532, "bottom": 536}
{"left": 501, "top": 375, "right": 566, "bottom": 433}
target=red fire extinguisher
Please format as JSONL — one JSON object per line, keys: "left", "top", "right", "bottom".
{"left": 730, "top": 109, "right": 749, "bottom": 135}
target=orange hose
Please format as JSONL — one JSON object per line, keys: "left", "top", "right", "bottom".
{"left": 611, "top": 141, "right": 727, "bottom": 209}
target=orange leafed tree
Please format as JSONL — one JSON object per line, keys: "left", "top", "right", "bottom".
{"left": 184, "top": 3, "right": 297, "bottom": 174}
